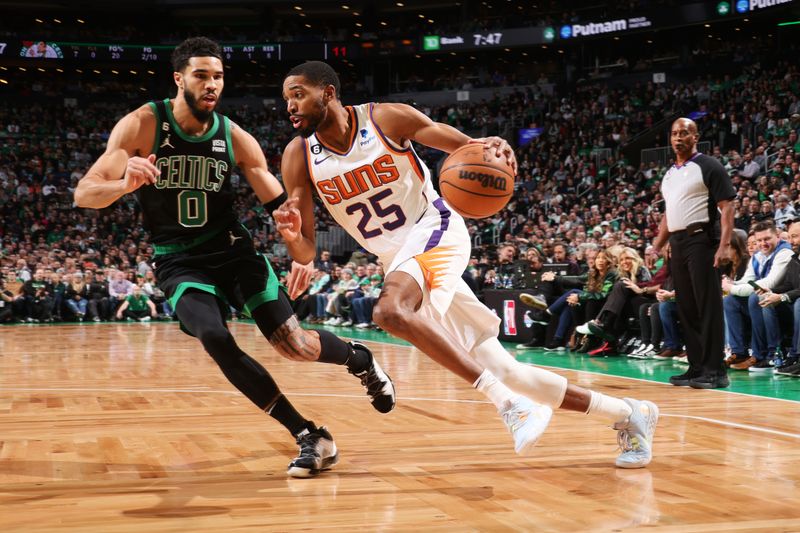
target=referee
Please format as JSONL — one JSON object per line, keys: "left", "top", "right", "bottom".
{"left": 652, "top": 118, "right": 735, "bottom": 389}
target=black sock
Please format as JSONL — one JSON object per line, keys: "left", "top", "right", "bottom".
{"left": 267, "top": 394, "right": 313, "bottom": 437}
{"left": 316, "top": 329, "right": 370, "bottom": 373}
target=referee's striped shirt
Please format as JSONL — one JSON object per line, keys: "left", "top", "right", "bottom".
{"left": 661, "top": 153, "right": 736, "bottom": 234}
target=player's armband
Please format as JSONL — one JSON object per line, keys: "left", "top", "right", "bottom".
{"left": 262, "top": 192, "right": 288, "bottom": 216}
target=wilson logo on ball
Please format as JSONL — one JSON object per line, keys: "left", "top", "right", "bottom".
{"left": 458, "top": 170, "right": 508, "bottom": 191}
{"left": 439, "top": 143, "right": 516, "bottom": 219}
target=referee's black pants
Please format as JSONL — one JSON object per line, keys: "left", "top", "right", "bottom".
{"left": 669, "top": 230, "right": 726, "bottom": 375}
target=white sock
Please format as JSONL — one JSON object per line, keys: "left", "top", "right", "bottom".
{"left": 473, "top": 369, "right": 517, "bottom": 410}
{"left": 586, "top": 390, "right": 632, "bottom": 425}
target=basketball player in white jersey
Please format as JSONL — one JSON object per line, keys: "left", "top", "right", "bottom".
{"left": 274, "top": 61, "right": 658, "bottom": 467}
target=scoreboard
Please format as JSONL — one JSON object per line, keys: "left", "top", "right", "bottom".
{"left": 4, "top": 40, "right": 357, "bottom": 63}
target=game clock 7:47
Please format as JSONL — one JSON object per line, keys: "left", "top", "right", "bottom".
{"left": 473, "top": 32, "right": 503, "bottom": 46}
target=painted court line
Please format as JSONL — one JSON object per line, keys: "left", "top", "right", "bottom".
{"left": 660, "top": 413, "right": 800, "bottom": 439}
{"left": 1, "top": 387, "right": 798, "bottom": 439}
{"left": 0, "top": 387, "right": 487, "bottom": 404}
{"left": 531, "top": 361, "right": 800, "bottom": 405}
{"left": 339, "top": 334, "right": 800, "bottom": 406}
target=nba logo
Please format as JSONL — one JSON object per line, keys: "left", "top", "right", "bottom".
{"left": 503, "top": 300, "right": 517, "bottom": 336}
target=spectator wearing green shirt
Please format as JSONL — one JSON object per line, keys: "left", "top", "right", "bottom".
{"left": 115, "top": 285, "right": 157, "bottom": 322}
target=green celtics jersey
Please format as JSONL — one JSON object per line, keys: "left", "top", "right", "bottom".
{"left": 137, "top": 98, "right": 236, "bottom": 245}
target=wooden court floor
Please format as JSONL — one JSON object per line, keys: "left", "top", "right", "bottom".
{"left": 1, "top": 322, "right": 799, "bottom": 532}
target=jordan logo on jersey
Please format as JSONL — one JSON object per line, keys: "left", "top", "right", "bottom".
{"left": 316, "top": 154, "right": 400, "bottom": 205}
{"left": 160, "top": 134, "right": 174, "bottom": 149}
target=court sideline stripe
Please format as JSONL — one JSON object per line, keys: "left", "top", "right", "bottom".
{"left": 330, "top": 333, "right": 800, "bottom": 406}
{"left": 1, "top": 387, "right": 798, "bottom": 439}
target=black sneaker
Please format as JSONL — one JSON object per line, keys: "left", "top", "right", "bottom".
{"left": 669, "top": 369, "right": 702, "bottom": 387}
{"left": 287, "top": 426, "right": 338, "bottom": 478}
{"left": 349, "top": 342, "right": 396, "bottom": 413}
{"left": 528, "top": 309, "right": 549, "bottom": 326}
{"left": 689, "top": 372, "right": 730, "bottom": 389}
{"left": 775, "top": 360, "right": 800, "bottom": 376}
{"left": 543, "top": 339, "right": 565, "bottom": 352}
{"left": 515, "top": 338, "right": 542, "bottom": 350}
{"left": 587, "top": 321, "right": 615, "bottom": 341}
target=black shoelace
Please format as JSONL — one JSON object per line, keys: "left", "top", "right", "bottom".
{"left": 296, "top": 433, "right": 320, "bottom": 457}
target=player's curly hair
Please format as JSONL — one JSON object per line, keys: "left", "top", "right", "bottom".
{"left": 286, "top": 61, "right": 341, "bottom": 99}
{"left": 171, "top": 36, "right": 222, "bottom": 72}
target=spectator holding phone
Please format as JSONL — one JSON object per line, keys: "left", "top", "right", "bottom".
{"left": 722, "top": 221, "right": 793, "bottom": 371}
{"left": 750, "top": 219, "right": 800, "bottom": 375}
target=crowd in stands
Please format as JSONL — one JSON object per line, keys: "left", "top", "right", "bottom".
{"left": 3, "top": 1, "right": 684, "bottom": 47}
{"left": 2, "top": 39, "right": 800, "bottom": 379}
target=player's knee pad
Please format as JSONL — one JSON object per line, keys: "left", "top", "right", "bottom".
{"left": 472, "top": 337, "right": 567, "bottom": 408}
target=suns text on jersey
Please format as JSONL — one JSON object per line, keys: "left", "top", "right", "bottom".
{"left": 315, "top": 154, "right": 400, "bottom": 204}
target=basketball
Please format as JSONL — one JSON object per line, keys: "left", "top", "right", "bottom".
{"left": 439, "top": 143, "right": 515, "bottom": 219}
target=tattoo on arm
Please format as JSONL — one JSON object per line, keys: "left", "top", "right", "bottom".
{"left": 269, "top": 316, "right": 319, "bottom": 360}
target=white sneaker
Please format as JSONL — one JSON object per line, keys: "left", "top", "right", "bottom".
{"left": 576, "top": 322, "right": 592, "bottom": 335}
{"left": 627, "top": 343, "right": 651, "bottom": 359}
{"left": 614, "top": 398, "right": 659, "bottom": 469}
{"left": 140, "top": 316, "right": 151, "bottom": 322}
{"left": 341, "top": 319, "right": 353, "bottom": 327}
{"left": 640, "top": 345, "right": 658, "bottom": 358}
{"left": 329, "top": 317, "right": 343, "bottom": 326}
{"left": 499, "top": 396, "right": 553, "bottom": 455}
{"left": 355, "top": 322, "right": 370, "bottom": 329}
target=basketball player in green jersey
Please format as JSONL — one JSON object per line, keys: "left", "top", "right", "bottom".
{"left": 74, "top": 37, "right": 395, "bottom": 478}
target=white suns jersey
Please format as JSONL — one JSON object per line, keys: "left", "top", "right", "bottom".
{"left": 303, "top": 103, "right": 439, "bottom": 258}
